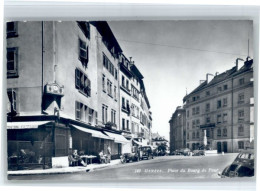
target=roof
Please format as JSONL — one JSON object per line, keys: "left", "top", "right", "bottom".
{"left": 90, "top": 21, "right": 122, "bottom": 53}
{"left": 131, "top": 64, "right": 144, "bottom": 79}
{"left": 183, "top": 59, "right": 253, "bottom": 102}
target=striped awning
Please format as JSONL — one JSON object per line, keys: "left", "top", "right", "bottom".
{"left": 103, "top": 131, "right": 130, "bottom": 144}
{"left": 7, "top": 121, "right": 52, "bottom": 129}
{"left": 71, "top": 125, "right": 113, "bottom": 140}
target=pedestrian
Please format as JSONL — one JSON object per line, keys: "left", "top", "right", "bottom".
{"left": 107, "top": 145, "right": 111, "bottom": 163}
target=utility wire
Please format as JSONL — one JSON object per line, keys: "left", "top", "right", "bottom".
{"left": 116, "top": 38, "right": 248, "bottom": 57}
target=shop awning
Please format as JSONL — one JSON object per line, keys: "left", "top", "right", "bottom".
{"left": 71, "top": 125, "right": 113, "bottom": 140}
{"left": 104, "top": 131, "right": 130, "bottom": 144}
{"left": 7, "top": 121, "right": 52, "bottom": 129}
{"left": 133, "top": 140, "right": 147, "bottom": 146}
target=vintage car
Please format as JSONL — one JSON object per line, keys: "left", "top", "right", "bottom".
{"left": 120, "top": 152, "right": 139, "bottom": 163}
{"left": 218, "top": 149, "right": 254, "bottom": 178}
{"left": 140, "top": 146, "right": 154, "bottom": 160}
{"left": 179, "top": 148, "right": 191, "bottom": 156}
{"left": 192, "top": 150, "right": 205, "bottom": 156}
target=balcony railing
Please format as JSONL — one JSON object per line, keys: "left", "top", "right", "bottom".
{"left": 200, "top": 123, "right": 216, "bottom": 128}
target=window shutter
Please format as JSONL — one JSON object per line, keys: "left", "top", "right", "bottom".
{"left": 75, "top": 69, "right": 80, "bottom": 89}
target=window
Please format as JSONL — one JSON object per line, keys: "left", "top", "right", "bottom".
{"left": 223, "top": 98, "right": 227, "bottom": 107}
{"left": 187, "top": 133, "right": 189, "bottom": 140}
{"left": 196, "top": 107, "right": 200, "bottom": 114}
{"left": 217, "top": 87, "right": 222, "bottom": 92}
{"left": 187, "top": 122, "right": 189, "bottom": 129}
{"left": 192, "top": 96, "right": 196, "bottom": 101}
{"left": 132, "top": 86, "right": 139, "bottom": 101}
{"left": 114, "top": 86, "right": 117, "bottom": 100}
{"left": 187, "top": 110, "right": 189, "bottom": 118}
{"left": 131, "top": 122, "right": 135, "bottom": 134}
{"left": 122, "top": 118, "right": 125, "bottom": 130}
{"left": 126, "top": 80, "right": 129, "bottom": 90}
{"left": 107, "top": 80, "right": 112, "bottom": 97}
{"left": 102, "top": 75, "right": 106, "bottom": 92}
{"left": 223, "top": 113, "right": 227, "bottom": 123}
{"left": 238, "top": 141, "right": 244, "bottom": 149}
{"left": 192, "top": 108, "right": 196, "bottom": 115}
{"left": 75, "top": 101, "right": 82, "bottom": 120}
{"left": 192, "top": 120, "right": 196, "bottom": 128}
{"left": 88, "top": 108, "right": 94, "bottom": 124}
{"left": 103, "top": 53, "right": 116, "bottom": 78}
{"left": 217, "top": 100, "right": 222, "bottom": 109}
{"left": 238, "top": 93, "right": 244, "bottom": 104}
{"left": 111, "top": 109, "right": 116, "bottom": 124}
{"left": 102, "top": 105, "right": 108, "bottom": 124}
{"left": 192, "top": 132, "right": 195, "bottom": 139}
{"left": 115, "top": 69, "right": 118, "bottom": 80}
{"left": 7, "top": 47, "right": 18, "bottom": 78}
{"left": 223, "top": 84, "right": 228, "bottom": 90}
{"left": 205, "top": 103, "right": 210, "bottom": 112}
{"left": 239, "top": 78, "right": 245, "bottom": 85}
{"left": 7, "top": 89, "right": 17, "bottom": 113}
{"left": 223, "top": 128, "right": 227, "bottom": 137}
{"left": 238, "top": 110, "right": 244, "bottom": 121}
{"left": 6, "top": 22, "right": 18, "bottom": 38}
{"left": 196, "top": 131, "right": 200, "bottom": 138}
{"left": 206, "top": 116, "right": 210, "bottom": 123}
{"left": 79, "top": 39, "right": 88, "bottom": 67}
{"left": 217, "top": 114, "right": 222, "bottom": 124}
{"left": 217, "top": 129, "right": 221, "bottom": 137}
{"left": 122, "top": 76, "right": 125, "bottom": 87}
{"left": 238, "top": 125, "right": 244, "bottom": 136}
{"left": 95, "top": 111, "right": 98, "bottom": 125}
{"left": 196, "top": 119, "right": 200, "bottom": 127}
{"left": 206, "top": 129, "right": 210, "bottom": 138}
{"left": 126, "top": 120, "right": 129, "bottom": 131}
{"left": 206, "top": 91, "right": 210, "bottom": 96}
{"left": 75, "top": 68, "right": 91, "bottom": 96}
{"left": 122, "top": 97, "right": 125, "bottom": 109}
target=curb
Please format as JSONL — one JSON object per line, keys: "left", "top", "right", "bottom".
{"left": 8, "top": 161, "right": 121, "bottom": 176}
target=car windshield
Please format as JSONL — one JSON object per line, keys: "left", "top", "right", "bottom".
{"left": 238, "top": 153, "right": 254, "bottom": 159}
{"left": 141, "top": 147, "right": 151, "bottom": 151}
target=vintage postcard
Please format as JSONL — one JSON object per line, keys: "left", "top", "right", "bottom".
{"left": 4, "top": 20, "right": 255, "bottom": 183}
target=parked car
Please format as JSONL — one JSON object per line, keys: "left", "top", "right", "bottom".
{"left": 179, "top": 148, "right": 191, "bottom": 156}
{"left": 140, "top": 146, "right": 154, "bottom": 160}
{"left": 120, "top": 152, "right": 139, "bottom": 163}
{"left": 192, "top": 150, "right": 205, "bottom": 156}
{"left": 218, "top": 149, "right": 254, "bottom": 178}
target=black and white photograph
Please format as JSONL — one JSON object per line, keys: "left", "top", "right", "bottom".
{"left": 4, "top": 19, "right": 255, "bottom": 182}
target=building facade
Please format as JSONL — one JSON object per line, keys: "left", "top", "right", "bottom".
{"left": 6, "top": 21, "right": 132, "bottom": 170}
{"left": 118, "top": 54, "right": 153, "bottom": 153}
{"left": 182, "top": 58, "right": 254, "bottom": 153}
{"left": 169, "top": 106, "right": 186, "bottom": 153}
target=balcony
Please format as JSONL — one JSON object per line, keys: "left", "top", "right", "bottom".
{"left": 200, "top": 123, "right": 216, "bottom": 129}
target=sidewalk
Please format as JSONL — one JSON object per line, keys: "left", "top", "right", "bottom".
{"left": 7, "top": 159, "right": 121, "bottom": 176}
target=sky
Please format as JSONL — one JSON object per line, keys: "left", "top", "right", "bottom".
{"left": 108, "top": 20, "right": 253, "bottom": 140}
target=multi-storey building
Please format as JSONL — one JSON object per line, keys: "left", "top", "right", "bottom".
{"left": 6, "top": 21, "right": 129, "bottom": 170}
{"left": 183, "top": 58, "right": 254, "bottom": 153}
{"left": 169, "top": 106, "right": 186, "bottom": 153}
{"left": 118, "top": 55, "right": 153, "bottom": 153}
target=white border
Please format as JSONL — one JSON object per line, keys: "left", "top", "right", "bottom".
{"left": 1, "top": 1, "right": 259, "bottom": 191}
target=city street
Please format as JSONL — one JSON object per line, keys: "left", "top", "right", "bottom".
{"left": 8, "top": 153, "right": 239, "bottom": 181}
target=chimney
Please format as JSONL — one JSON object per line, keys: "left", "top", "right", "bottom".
{"left": 236, "top": 58, "right": 244, "bottom": 71}
{"left": 206, "top": 73, "right": 214, "bottom": 84}
{"left": 215, "top": 72, "right": 219, "bottom": 76}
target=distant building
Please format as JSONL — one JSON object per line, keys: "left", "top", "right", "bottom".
{"left": 182, "top": 58, "right": 254, "bottom": 152}
{"left": 151, "top": 132, "right": 169, "bottom": 149}
{"left": 169, "top": 106, "right": 186, "bottom": 153}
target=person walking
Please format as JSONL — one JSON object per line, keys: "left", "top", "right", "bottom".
{"left": 107, "top": 145, "right": 111, "bottom": 163}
